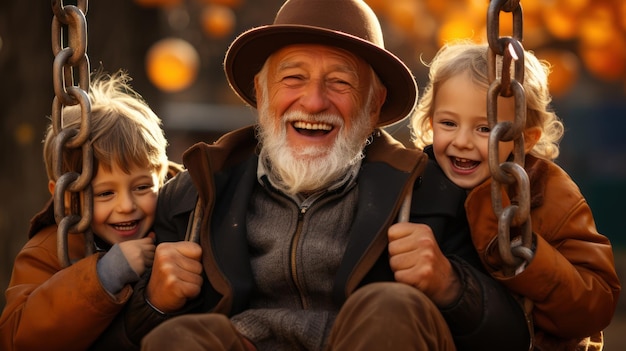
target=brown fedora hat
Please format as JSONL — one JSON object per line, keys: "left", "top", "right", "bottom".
{"left": 223, "top": 0, "right": 417, "bottom": 127}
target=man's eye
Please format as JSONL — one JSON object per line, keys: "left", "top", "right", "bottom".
{"left": 327, "top": 79, "right": 353, "bottom": 92}
{"left": 282, "top": 75, "right": 303, "bottom": 82}
{"left": 332, "top": 78, "right": 350, "bottom": 85}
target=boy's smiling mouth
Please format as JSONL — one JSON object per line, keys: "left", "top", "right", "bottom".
{"left": 111, "top": 220, "right": 139, "bottom": 232}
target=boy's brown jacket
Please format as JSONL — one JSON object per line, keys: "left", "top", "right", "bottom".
{"left": 0, "top": 161, "right": 183, "bottom": 351}
{"left": 0, "top": 224, "right": 133, "bottom": 351}
{"left": 465, "top": 155, "right": 621, "bottom": 351}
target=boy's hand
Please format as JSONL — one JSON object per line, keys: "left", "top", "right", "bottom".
{"left": 146, "top": 241, "right": 203, "bottom": 313}
{"left": 118, "top": 234, "right": 156, "bottom": 277}
{"left": 388, "top": 222, "right": 461, "bottom": 307}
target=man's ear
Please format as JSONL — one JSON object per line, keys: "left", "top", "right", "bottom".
{"left": 254, "top": 74, "right": 262, "bottom": 104}
{"left": 524, "top": 126, "right": 542, "bottom": 153}
{"left": 48, "top": 180, "right": 55, "bottom": 195}
{"left": 369, "top": 85, "right": 387, "bottom": 125}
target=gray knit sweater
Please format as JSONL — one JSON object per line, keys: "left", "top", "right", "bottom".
{"left": 230, "top": 165, "right": 359, "bottom": 350}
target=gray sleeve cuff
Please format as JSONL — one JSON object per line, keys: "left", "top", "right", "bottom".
{"left": 97, "top": 244, "right": 140, "bottom": 295}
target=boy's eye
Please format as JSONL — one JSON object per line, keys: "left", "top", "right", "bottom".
{"left": 478, "top": 126, "right": 491, "bottom": 133}
{"left": 95, "top": 190, "right": 114, "bottom": 198}
{"left": 136, "top": 184, "right": 154, "bottom": 191}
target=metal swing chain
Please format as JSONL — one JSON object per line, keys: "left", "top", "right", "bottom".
{"left": 51, "top": 0, "right": 94, "bottom": 267}
{"left": 486, "top": 0, "right": 534, "bottom": 277}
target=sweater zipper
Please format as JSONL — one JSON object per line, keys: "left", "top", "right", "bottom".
{"left": 290, "top": 205, "right": 309, "bottom": 309}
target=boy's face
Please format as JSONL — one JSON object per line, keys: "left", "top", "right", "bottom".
{"left": 431, "top": 71, "right": 516, "bottom": 190}
{"left": 90, "top": 163, "right": 159, "bottom": 245}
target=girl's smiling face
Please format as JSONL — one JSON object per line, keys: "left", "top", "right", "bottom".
{"left": 431, "top": 71, "right": 516, "bottom": 190}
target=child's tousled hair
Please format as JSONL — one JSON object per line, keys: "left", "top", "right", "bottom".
{"left": 411, "top": 40, "right": 564, "bottom": 161}
{"left": 43, "top": 70, "right": 169, "bottom": 186}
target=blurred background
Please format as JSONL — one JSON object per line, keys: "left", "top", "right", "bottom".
{"left": 0, "top": 0, "right": 624, "bottom": 348}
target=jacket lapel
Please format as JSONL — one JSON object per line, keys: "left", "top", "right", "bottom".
{"left": 333, "top": 131, "right": 427, "bottom": 301}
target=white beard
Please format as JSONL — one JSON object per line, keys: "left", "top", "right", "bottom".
{"left": 256, "top": 101, "right": 373, "bottom": 196}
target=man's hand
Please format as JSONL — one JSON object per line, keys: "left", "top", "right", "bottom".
{"left": 388, "top": 222, "right": 462, "bottom": 307}
{"left": 118, "top": 234, "right": 156, "bottom": 277}
{"left": 146, "top": 241, "right": 203, "bottom": 313}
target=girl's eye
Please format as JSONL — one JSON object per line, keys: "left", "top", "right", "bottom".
{"left": 437, "top": 120, "right": 456, "bottom": 128}
{"left": 478, "top": 126, "right": 491, "bottom": 133}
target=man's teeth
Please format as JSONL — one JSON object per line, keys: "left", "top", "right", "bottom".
{"left": 293, "top": 121, "right": 332, "bottom": 131}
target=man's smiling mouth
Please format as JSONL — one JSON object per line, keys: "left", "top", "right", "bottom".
{"left": 292, "top": 121, "right": 334, "bottom": 136}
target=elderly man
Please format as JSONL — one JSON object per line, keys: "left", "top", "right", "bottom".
{"left": 114, "top": 0, "right": 531, "bottom": 350}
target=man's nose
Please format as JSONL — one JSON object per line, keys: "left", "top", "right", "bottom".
{"left": 298, "top": 79, "right": 330, "bottom": 113}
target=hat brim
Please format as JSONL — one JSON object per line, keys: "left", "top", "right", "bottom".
{"left": 224, "top": 25, "right": 417, "bottom": 127}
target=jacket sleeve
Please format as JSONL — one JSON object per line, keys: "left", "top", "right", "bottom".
{"left": 411, "top": 160, "right": 531, "bottom": 351}
{"left": 0, "top": 228, "right": 131, "bottom": 351}
{"left": 465, "top": 167, "right": 621, "bottom": 339}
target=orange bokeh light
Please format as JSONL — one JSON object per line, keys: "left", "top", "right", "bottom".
{"left": 579, "top": 4, "right": 616, "bottom": 47}
{"left": 542, "top": 7, "right": 579, "bottom": 40}
{"left": 386, "top": 0, "right": 421, "bottom": 33}
{"left": 146, "top": 38, "right": 200, "bottom": 92}
{"left": 621, "top": 1, "right": 626, "bottom": 32}
{"left": 438, "top": 14, "right": 479, "bottom": 46}
{"left": 201, "top": 5, "right": 236, "bottom": 39}
{"left": 537, "top": 49, "right": 580, "bottom": 96}
{"left": 581, "top": 40, "right": 626, "bottom": 82}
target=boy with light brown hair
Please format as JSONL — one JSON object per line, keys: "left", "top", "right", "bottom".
{"left": 0, "top": 70, "right": 178, "bottom": 351}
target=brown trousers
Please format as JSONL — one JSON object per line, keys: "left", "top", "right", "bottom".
{"left": 141, "top": 282, "right": 456, "bottom": 351}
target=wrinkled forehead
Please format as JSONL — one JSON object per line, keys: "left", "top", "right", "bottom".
{"left": 268, "top": 43, "right": 370, "bottom": 74}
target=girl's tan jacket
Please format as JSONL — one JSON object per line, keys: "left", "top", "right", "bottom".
{"left": 465, "top": 155, "right": 621, "bottom": 351}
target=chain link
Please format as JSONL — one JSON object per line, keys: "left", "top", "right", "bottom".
{"left": 486, "top": 0, "right": 534, "bottom": 276}
{"left": 51, "top": 0, "right": 93, "bottom": 267}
